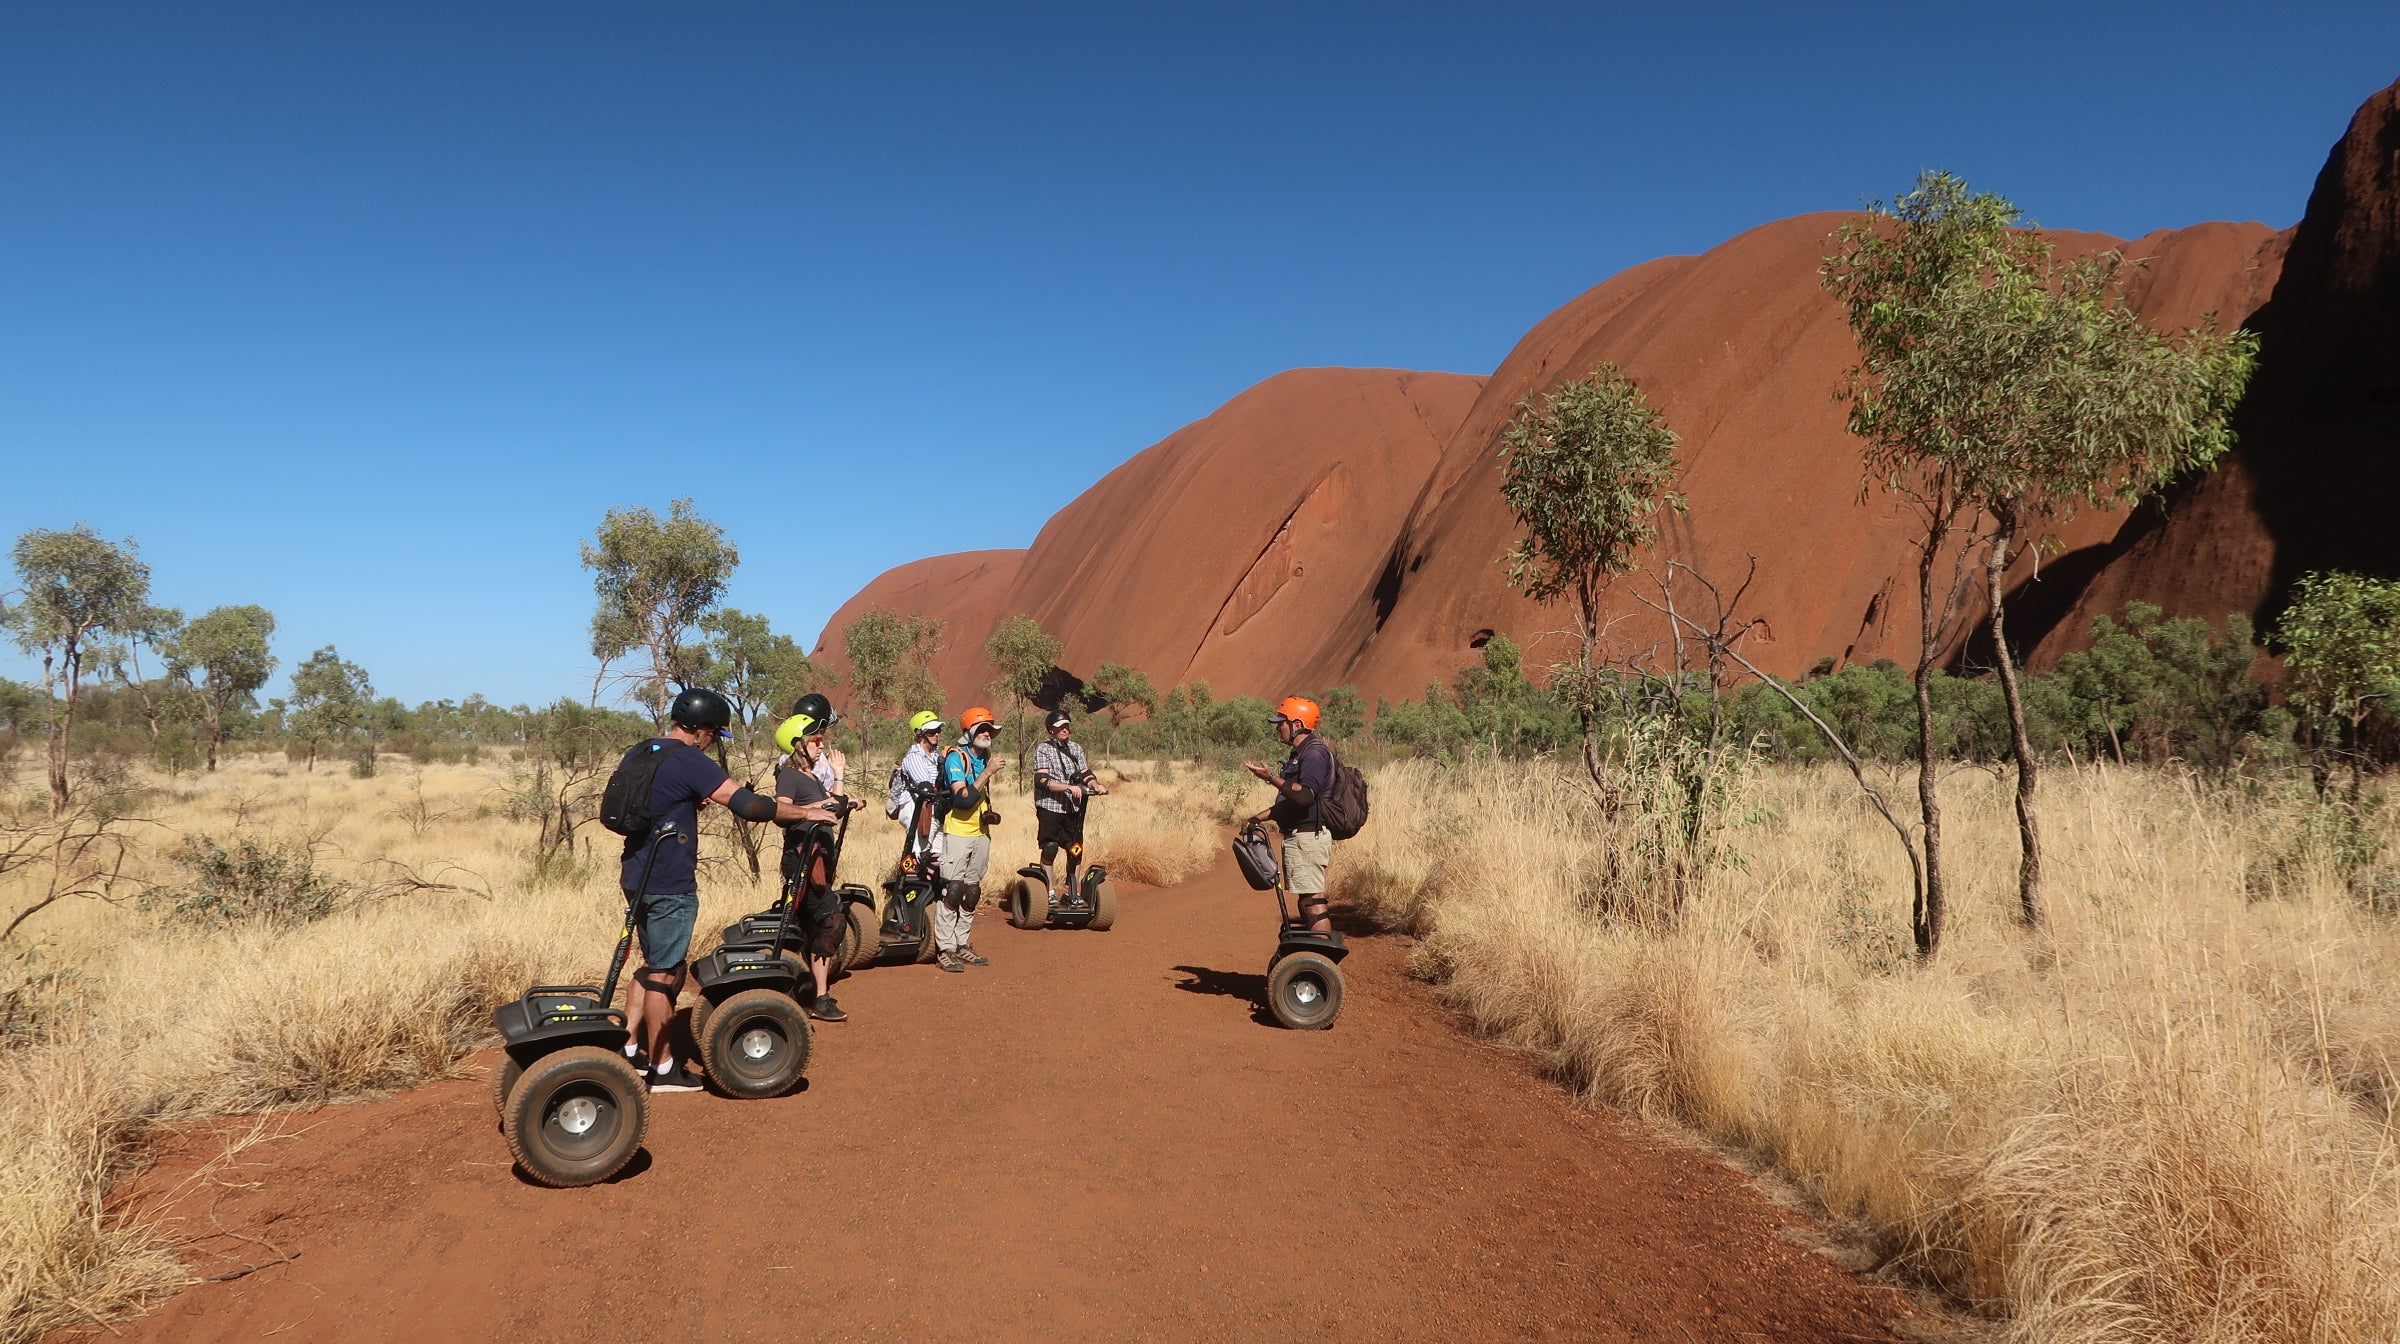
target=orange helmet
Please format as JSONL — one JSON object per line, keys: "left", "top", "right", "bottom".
{"left": 1271, "top": 696, "right": 1321, "bottom": 731}
{"left": 959, "top": 706, "right": 999, "bottom": 736}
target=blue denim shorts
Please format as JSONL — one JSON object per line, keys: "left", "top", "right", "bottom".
{"left": 634, "top": 891, "right": 700, "bottom": 969}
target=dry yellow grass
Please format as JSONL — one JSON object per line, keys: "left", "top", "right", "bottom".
{"left": 0, "top": 751, "right": 1215, "bottom": 1340}
{"left": 1338, "top": 757, "right": 2400, "bottom": 1343}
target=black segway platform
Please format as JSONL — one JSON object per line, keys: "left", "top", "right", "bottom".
{"left": 1007, "top": 863, "right": 1117, "bottom": 931}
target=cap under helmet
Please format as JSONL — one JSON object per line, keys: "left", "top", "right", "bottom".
{"left": 1270, "top": 695, "right": 1322, "bottom": 732}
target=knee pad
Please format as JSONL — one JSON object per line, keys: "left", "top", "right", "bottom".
{"left": 634, "top": 965, "right": 687, "bottom": 997}
{"left": 1040, "top": 841, "right": 1061, "bottom": 865}
{"left": 809, "top": 906, "right": 845, "bottom": 960}
{"left": 958, "top": 881, "right": 983, "bottom": 912}
{"left": 941, "top": 880, "right": 967, "bottom": 911}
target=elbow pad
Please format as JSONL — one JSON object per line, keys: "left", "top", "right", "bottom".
{"left": 1286, "top": 785, "right": 1318, "bottom": 808}
{"left": 953, "top": 782, "right": 983, "bottom": 811}
{"left": 728, "top": 786, "right": 777, "bottom": 823}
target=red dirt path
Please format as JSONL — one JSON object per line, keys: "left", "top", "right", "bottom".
{"left": 92, "top": 859, "right": 1928, "bottom": 1343}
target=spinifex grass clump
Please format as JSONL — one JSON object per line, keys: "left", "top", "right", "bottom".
{"left": 152, "top": 834, "right": 349, "bottom": 927}
{"left": 1339, "top": 756, "right": 2400, "bottom": 1343}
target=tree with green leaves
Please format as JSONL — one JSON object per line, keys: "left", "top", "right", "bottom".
{"left": 1087, "top": 661, "right": 1159, "bottom": 763}
{"left": 4, "top": 526, "right": 154, "bottom": 810}
{"left": 696, "top": 608, "right": 815, "bottom": 749}
{"left": 841, "top": 607, "right": 947, "bottom": 728}
{"left": 2275, "top": 571, "right": 2400, "bottom": 796}
{"left": 1496, "top": 364, "right": 1684, "bottom": 800}
{"left": 1314, "top": 685, "right": 1367, "bottom": 742}
{"left": 1824, "top": 170, "right": 2259, "bottom": 938}
{"left": 164, "top": 605, "right": 278, "bottom": 772}
{"left": 581, "top": 499, "right": 738, "bottom": 723}
{"left": 97, "top": 603, "right": 188, "bottom": 756}
{"left": 286, "top": 645, "right": 374, "bottom": 773}
{"left": 985, "top": 614, "right": 1063, "bottom": 768}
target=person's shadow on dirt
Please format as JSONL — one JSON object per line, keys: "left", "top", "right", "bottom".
{"left": 1171, "top": 965, "right": 1277, "bottom": 1026}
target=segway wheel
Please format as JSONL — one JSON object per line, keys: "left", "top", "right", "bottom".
{"left": 840, "top": 903, "right": 878, "bottom": 972}
{"left": 490, "top": 1053, "right": 523, "bottom": 1119}
{"left": 1008, "top": 875, "right": 1047, "bottom": 930}
{"left": 503, "top": 1046, "right": 647, "bottom": 1187}
{"left": 699, "top": 988, "right": 812, "bottom": 1099}
{"left": 1086, "top": 879, "right": 1117, "bottom": 932}
{"left": 912, "top": 901, "right": 940, "bottom": 964}
{"left": 1266, "top": 952, "right": 1344, "bottom": 1031}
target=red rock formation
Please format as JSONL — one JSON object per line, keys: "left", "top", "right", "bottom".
{"left": 1338, "top": 213, "right": 2285, "bottom": 697}
{"left": 821, "top": 78, "right": 2400, "bottom": 710}
{"left": 2033, "top": 77, "right": 2400, "bottom": 659}
{"left": 811, "top": 368, "right": 1481, "bottom": 706}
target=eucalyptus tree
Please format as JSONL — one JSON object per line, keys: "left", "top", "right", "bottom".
{"left": 169, "top": 604, "right": 278, "bottom": 771}
{"left": 4, "top": 526, "right": 153, "bottom": 810}
{"left": 1824, "top": 171, "right": 2258, "bottom": 941}
{"left": 581, "top": 499, "right": 738, "bottom": 723}
{"left": 1495, "top": 363, "right": 1684, "bottom": 801}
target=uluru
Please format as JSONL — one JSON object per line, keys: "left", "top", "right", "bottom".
{"left": 815, "top": 78, "right": 2400, "bottom": 709}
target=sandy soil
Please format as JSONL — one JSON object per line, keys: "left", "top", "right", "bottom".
{"left": 87, "top": 858, "right": 1927, "bottom": 1342}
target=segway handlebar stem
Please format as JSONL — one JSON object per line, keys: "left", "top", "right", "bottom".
{"left": 602, "top": 819, "right": 677, "bottom": 1004}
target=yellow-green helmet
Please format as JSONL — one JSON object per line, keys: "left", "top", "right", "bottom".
{"left": 773, "top": 713, "right": 818, "bottom": 756}
{"left": 907, "top": 710, "right": 944, "bottom": 737}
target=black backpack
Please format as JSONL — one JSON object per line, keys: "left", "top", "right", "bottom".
{"left": 1317, "top": 744, "right": 1370, "bottom": 841}
{"left": 599, "top": 739, "right": 686, "bottom": 837}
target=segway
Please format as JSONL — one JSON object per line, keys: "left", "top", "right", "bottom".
{"left": 1236, "top": 820, "right": 1347, "bottom": 1029}
{"left": 1007, "top": 861, "right": 1116, "bottom": 930}
{"left": 1006, "top": 795, "right": 1115, "bottom": 931}
{"left": 684, "top": 801, "right": 865, "bottom": 1098}
{"left": 488, "top": 824, "right": 668, "bottom": 1187}
{"left": 841, "top": 784, "right": 943, "bottom": 970}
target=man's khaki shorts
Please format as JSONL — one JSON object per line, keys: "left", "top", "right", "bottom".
{"left": 1281, "top": 827, "right": 1332, "bottom": 897}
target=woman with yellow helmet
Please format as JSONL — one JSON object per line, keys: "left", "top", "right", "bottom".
{"left": 772, "top": 705, "right": 853, "bottom": 1022}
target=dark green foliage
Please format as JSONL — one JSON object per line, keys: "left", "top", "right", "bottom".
{"left": 152, "top": 834, "right": 350, "bottom": 928}
{"left": 2053, "top": 604, "right": 2264, "bottom": 770}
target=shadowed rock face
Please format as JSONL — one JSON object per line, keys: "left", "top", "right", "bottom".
{"left": 2032, "top": 78, "right": 2400, "bottom": 661}
{"left": 819, "top": 79, "right": 2399, "bottom": 708}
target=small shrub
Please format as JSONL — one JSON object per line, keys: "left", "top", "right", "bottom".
{"left": 0, "top": 945, "right": 84, "bottom": 1049}
{"left": 150, "top": 834, "right": 350, "bottom": 928}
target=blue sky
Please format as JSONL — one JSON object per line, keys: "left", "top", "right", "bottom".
{"left": 5, "top": 3, "right": 2394, "bottom": 707}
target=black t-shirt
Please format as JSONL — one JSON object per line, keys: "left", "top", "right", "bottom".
{"left": 774, "top": 763, "right": 831, "bottom": 853}
{"left": 618, "top": 741, "right": 730, "bottom": 895}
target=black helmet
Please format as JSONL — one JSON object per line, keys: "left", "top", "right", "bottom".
{"left": 670, "top": 687, "right": 735, "bottom": 733}
{"left": 792, "top": 691, "right": 839, "bottom": 728}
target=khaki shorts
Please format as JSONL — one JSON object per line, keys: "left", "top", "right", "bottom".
{"left": 1280, "top": 828, "right": 1332, "bottom": 897}
{"left": 941, "top": 834, "right": 991, "bottom": 885}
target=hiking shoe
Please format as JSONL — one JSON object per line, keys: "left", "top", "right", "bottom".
{"left": 623, "top": 1045, "right": 651, "bottom": 1073}
{"left": 956, "top": 947, "right": 989, "bottom": 967}
{"left": 807, "top": 995, "right": 848, "bottom": 1022}
{"left": 648, "top": 1062, "right": 705, "bottom": 1093}
{"left": 936, "top": 952, "right": 965, "bottom": 973}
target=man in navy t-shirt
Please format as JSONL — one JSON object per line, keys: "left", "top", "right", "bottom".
{"left": 619, "top": 688, "right": 835, "bottom": 1093}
